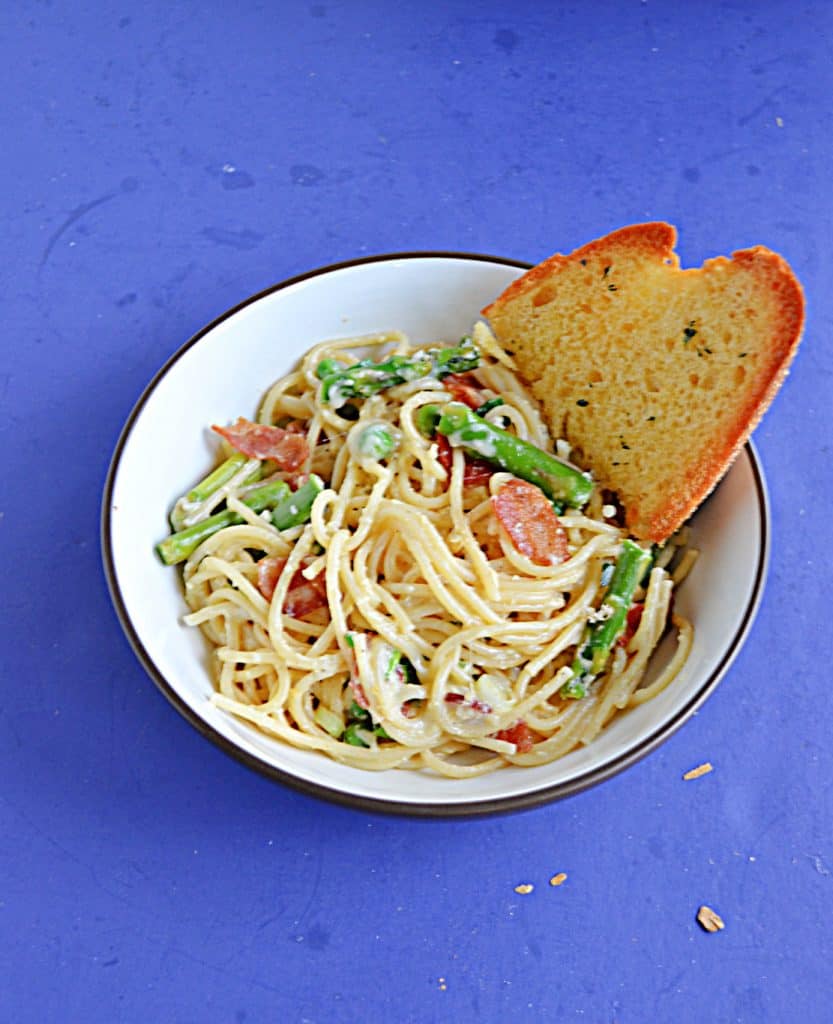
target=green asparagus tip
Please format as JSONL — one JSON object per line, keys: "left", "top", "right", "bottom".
{"left": 474, "top": 395, "right": 504, "bottom": 417}
{"left": 560, "top": 677, "right": 588, "bottom": 700}
{"left": 313, "top": 705, "right": 344, "bottom": 738}
{"left": 415, "top": 404, "right": 441, "bottom": 437}
{"left": 343, "top": 723, "right": 371, "bottom": 748}
{"left": 320, "top": 340, "right": 480, "bottom": 404}
{"left": 560, "top": 539, "right": 651, "bottom": 698}
{"left": 157, "top": 478, "right": 290, "bottom": 565}
{"left": 355, "top": 423, "right": 397, "bottom": 460}
{"left": 436, "top": 402, "right": 594, "bottom": 508}
{"left": 347, "top": 699, "right": 369, "bottom": 722}
{"left": 315, "top": 357, "right": 347, "bottom": 380}
{"left": 271, "top": 474, "right": 324, "bottom": 532}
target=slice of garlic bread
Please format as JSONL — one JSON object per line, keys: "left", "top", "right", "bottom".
{"left": 482, "top": 223, "right": 804, "bottom": 541}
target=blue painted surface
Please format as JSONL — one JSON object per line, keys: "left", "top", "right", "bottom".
{"left": 2, "top": 2, "right": 831, "bottom": 1020}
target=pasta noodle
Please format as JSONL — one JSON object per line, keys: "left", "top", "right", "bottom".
{"left": 165, "top": 325, "right": 694, "bottom": 776}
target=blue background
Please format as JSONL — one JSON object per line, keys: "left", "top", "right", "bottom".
{"left": 3, "top": 1, "right": 831, "bottom": 1021}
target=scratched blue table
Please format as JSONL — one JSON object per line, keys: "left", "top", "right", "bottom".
{"left": 3, "top": 2, "right": 831, "bottom": 1020}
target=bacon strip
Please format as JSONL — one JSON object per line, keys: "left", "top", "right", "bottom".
{"left": 494, "top": 721, "right": 535, "bottom": 753}
{"left": 492, "top": 478, "right": 568, "bottom": 566}
{"left": 284, "top": 577, "right": 328, "bottom": 619}
{"left": 212, "top": 417, "right": 308, "bottom": 470}
{"left": 256, "top": 556, "right": 328, "bottom": 617}
{"left": 350, "top": 678, "right": 370, "bottom": 710}
{"left": 436, "top": 435, "right": 453, "bottom": 475}
{"left": 443, "top": 373, "right": 486, "bottom": 410}
{"left": 617, "top": 603, "right": 645, "bottom": 648}
{"left": 462, "top": 460, "right": 494, "bottom": 487}
{"left": 436, "top": 435, "right": 495, "bottom": 488}
{"left": 256, "top": 557, "right": 286, "bottom": 601}
{"left": 444, "top": 693, "right": 493, "bottom": 714}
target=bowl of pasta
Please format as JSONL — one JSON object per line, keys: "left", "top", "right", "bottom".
{"left": 102, "top": 252, "right": 768, "bottom": 815}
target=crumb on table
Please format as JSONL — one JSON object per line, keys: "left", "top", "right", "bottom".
{"left": 683, "top": 762, "right": 714, "bottom": 781}
{"left": 697, "top": 905, "right": 725, "bottom": 932}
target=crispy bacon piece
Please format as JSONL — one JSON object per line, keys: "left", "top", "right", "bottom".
{"left": 463, "top": 459, "right": 495, "bottom": 487}
{"left": 350, "top": 679, "right": 370, "bottom": 710}
{"left": 494, "top": 721, "right": 535, "bottom": 753}
{"left": 615, "top": 595, "right": 675, "bottom": 649}
{"left": 618, "top": 602, "right": 645, "bottom": 647}
{"left": 444, "top": 693, "right": 492, "bottom": 714}
{"left": 212, "top": 417, "right": 308, "bottom": 470}
{"left": 443, "top": 373, "right": 486, "bottom": 409}
{"left": 284, "top": 576, "right": 328, "bottom": 619}
{"left": 256, "top": 556, "right": 328, "bottom": 617}
{"left": 256, "top": 557, "right": 286, "bottom": 601}
{"left": 436, "top": 435, "right": 495, "bottom": 488}
{"left": 436, "top": 435, "right": 453, "bottom": 475}
{"left": 492, "top": 478, "right": 568, "bottom": 566}
{"left": 282, "top": 470, "right": 310, "bottom": 491}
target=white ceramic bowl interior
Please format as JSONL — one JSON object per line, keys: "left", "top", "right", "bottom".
{"left": 103, "top": 254, "right": 768, "bottom": 814}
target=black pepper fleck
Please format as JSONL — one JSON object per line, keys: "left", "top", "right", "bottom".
{"left": 576, "top": 398, "right": 589, "bottom": 407}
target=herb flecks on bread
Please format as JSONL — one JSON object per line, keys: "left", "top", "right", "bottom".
{"left": 482, "top": 223, "right": 804, "bottom": 542}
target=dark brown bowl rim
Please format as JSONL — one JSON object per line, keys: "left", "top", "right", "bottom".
{"left": 101, "top": 251, "right": 769, "bottom": 818}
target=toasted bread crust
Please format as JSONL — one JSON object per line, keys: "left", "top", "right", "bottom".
{"left": 483, "top": 224, "right": 805, "bottom": 542}
{"left": 482, "top": 223, "right": 680, "bottom": 319}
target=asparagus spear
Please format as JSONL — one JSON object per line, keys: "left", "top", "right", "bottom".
{"left": 561, "top": 540, "right": 652, "bottom": 699}
{"left": 314, "top": 357, "right": 347, "bottom": 380}
{"left": 170, "top": 453, "right": 263, "bottom": 530}
{"left": 318, "top": 337, "right": 480, "bottom": 405}
{"left": 313, "top": 705, "right": 344, "bottom": 738}
{"left": 271, "top": 474, "right": 324, "bottom": 531}
{"left": 474, "top": 395, "right": 505, "bottom": 417}
{"left": 156, "top": 480, "right": 291, "bottom": 565}
{"left": 353, "top": 422, "right": 398, "bottom": 460}
{"left": 415, "top": 404, "right": 442, "bottom": 436}
{"left": 435, "top": 402, "right": 594, "bottom": 508}
{"left": 344, "top": 700, "right": 391, "bottom": 743}
{"left": 343, "top": 723, "right": 372, "bottom": 747}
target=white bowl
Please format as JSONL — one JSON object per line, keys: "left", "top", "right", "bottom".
{"left": 102, "top": 253, "right": 768, "bottom": 815}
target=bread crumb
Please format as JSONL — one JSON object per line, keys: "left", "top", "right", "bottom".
{"left": 549, "top": 873, "right": 568, "bottom": 887}
{"left": 438, "top": 977, "right": 447, "bottom": 991}
{"left": 697, "top": 905, "right": 725, "bottom": 932}
{"left": 775, "top": 116, "right": 784, "bottom": 128}
{"left": 514, "top": 883, "right": 534, "bottom": 895}
{"left": 683, "top": 761, "right": 713, "bottom": 781}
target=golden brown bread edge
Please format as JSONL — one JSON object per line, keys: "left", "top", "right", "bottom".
{"left": 482, "top": 222, "right": 806, "bottom": 543}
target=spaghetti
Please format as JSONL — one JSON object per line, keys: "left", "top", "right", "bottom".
{"left": 160, "top": 322, "right": 694, "bottom": 777}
